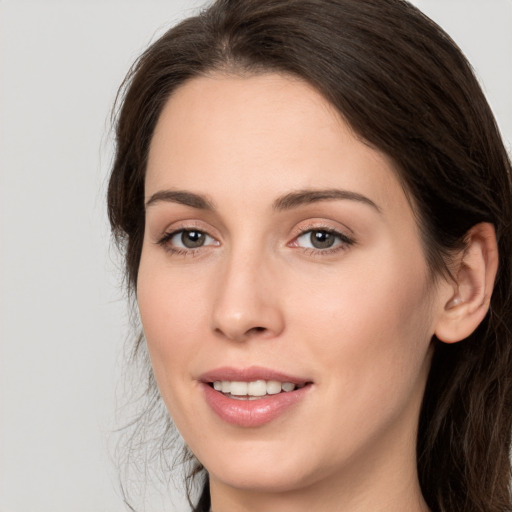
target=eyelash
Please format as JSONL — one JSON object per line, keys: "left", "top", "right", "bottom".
{"left": 291, "top": 227, "right": 355, "bottom": 256}
{"left": 156, "top": 226, "right": 355, "bottom": 256}
{"left": 156, "top": 228, "right": 218, "bottom": 256}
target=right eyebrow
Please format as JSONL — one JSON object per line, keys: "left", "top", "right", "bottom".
{"left": 145, "top": 190, "right": 215, "bottom": 210}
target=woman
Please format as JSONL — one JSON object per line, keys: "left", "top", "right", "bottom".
{"left": 107, "top": 0, "right": 512, "bottom": 511}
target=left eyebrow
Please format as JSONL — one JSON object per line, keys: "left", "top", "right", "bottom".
{"left": 272, "top": 189, "right": 381, "bottom": 213}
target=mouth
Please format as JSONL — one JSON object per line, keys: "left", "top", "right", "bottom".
{"left": 208, "top": 379, "right": 308, "bottom": 400}
{"left": 199, "top": 367, "right": 313, "bottom": 427}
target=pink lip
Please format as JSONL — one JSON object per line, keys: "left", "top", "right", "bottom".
{"left": 199, "top": 366, "right": 312, "bottom": 428}
{"left": 199, "top": 366, "right": 310, "bottom": 385}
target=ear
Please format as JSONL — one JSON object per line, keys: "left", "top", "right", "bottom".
{"left": 434, "top": 222, "right": 498, "bottom": 344}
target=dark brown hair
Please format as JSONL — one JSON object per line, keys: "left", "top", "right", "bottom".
{"left": 108, "top": 1, "right": 512, "bottom": 510}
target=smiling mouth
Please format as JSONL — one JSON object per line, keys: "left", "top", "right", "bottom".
{"left": 202, "top": 371, "right": 313, "bottom": 426}
{"left": 209, "top": 380, "right": 309, "bottom": 400}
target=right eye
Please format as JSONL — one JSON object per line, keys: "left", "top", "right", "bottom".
{"left": 158, "top": 229, "right": 219, "bottom": 253}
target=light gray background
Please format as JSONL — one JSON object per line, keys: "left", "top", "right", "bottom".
{"left": 1, "top": 1, "right": 511, "bottom": 511}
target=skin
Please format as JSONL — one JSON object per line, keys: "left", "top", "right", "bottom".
{"left": 137, "top": 73, "right": 456, "bottom": 512}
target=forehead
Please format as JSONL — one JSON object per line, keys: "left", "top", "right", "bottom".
{"left": 146, "top": 72, "right": 408, "bottom": 217}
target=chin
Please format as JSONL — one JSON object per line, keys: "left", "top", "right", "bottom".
{"left": 197, "top": 437, "right": 329, "bottom": 494}
{"left": 209, "top": 461, "right": 313, "bottom": 493}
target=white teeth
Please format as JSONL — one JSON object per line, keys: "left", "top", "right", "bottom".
{"left": 247, "top": 380, "right": 267, "bottom": 396}
{"left": 212, "top": 379, "right": 299, "bottom": 397}
{"left": 230, "top": 381, "right": 248, "bottom": 396}
{"left": 266, "top": 380, "right": 282, "bottom": 395}
{"left": 282, "top": 382, "right": 295, "bottom": 392}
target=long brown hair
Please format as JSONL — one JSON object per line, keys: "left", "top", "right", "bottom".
{"left": 108, "top": 1, "right": 512, "bottom": 510}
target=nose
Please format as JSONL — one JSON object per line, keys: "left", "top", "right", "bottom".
{"left": 211, "top": 252, "right": 285, "bottom": 342}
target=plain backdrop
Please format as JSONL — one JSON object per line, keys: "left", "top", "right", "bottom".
{"left": 0, "top": 1, "right": 511, "bottom": 511}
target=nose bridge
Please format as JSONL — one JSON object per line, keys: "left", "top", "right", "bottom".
{"left": 211, "top": 241, "right": 284, "bottom": 341}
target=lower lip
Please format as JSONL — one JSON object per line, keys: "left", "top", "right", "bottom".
{"left": 201, "top": 383, "right": 311, "bottom": 427}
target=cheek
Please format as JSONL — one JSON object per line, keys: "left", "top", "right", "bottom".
{"left": 289, "top": 248, "right": 435, "bottom": 400}
{"left": 138, "top": 243, "right": 210, "bottom": 337}
{"left": 136, "top": 252, "right": 209, "bottom": 403}
{"left": 278, "top": 255, "right": 435, "bottom": 469}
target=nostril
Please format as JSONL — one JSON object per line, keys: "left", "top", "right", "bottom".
{"left": 249, "top": 326, "right": 266, "bottom": 334}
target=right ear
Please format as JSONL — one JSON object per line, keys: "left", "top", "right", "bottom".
{"left": 434, "top": 223, "right": 498, "bottom": 344}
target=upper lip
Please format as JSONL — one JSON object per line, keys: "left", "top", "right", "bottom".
{"left": 199, "top": 366, "right": 311, "bottom": 385}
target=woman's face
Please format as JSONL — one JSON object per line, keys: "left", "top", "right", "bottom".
{"left": 138, "top": 73, "right": 448, "bottom": 498}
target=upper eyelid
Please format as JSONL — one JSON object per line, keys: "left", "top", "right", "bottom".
{"left": 291, "top": 219, "right": 354, "bottom": 238}
{"left": 155, "top": 219, "right": 218, "bottom": 238}
{"left": 290, "top": 219, "right": 357, "bottom": 248}
{"left": 172, "top": 229, "right": 218, "bottom": 244}
{"left": 293, "top": 227, "right": 355, "bottom": 244}
{"left": 153, "top": 218, "right": 355, "bottom": 244}
{"left": 158, "top": 226, "right": 217, "bottom": 242}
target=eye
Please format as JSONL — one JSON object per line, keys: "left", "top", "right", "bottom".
{"left": 293, "top": 229, "right": 354, "bottom": 251}
{"left": 173, "top": 229, "right": 209, "bottom": 249}
{"left": 158, "top": 228, "right": 219, "bottom": 252}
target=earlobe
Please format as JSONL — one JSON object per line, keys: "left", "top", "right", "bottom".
{"left": 434, "top": 222, "right": 498, "bottom": 344}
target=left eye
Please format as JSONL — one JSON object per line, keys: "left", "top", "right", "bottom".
{"left": 295, "top": 229, "right": 350, "bottom": 250}
{"left": 168, "top": 229, "right": 217, "bottom": 249}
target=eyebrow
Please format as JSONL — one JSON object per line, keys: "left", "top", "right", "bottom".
{"left": 273, "top": 189, "right": 381, "bottom": 212}
{"left": 145, "top": 188, "right": 380, "bottom": 213}
{"left": 145, "top": 190, "right": 215, "bottom": 210}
